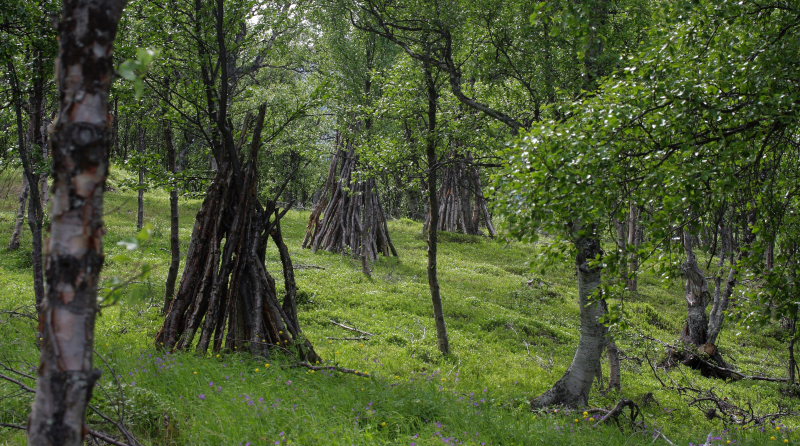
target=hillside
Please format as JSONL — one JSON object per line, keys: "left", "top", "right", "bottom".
{"left": 0, "top": 171, "right": 796, "bottom": 445}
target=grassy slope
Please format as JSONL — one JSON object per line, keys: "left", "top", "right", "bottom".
{"left": 0, "top": 168, "right": 796, "bottom": 445}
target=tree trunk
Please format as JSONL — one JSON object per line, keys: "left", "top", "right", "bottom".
{"left": 136, "top": 125, "right": 145, "bottom": 231}
{"left": 425, "top": 65, "right": 450, "bottom": 355}
{"left": 29, "top": 1, "right": 126, "bottom": 445}
{"left": 164, "top": 105, "right": 180, "bottom": 313}
{"left": 789, "top": 310, "right": 797, "bottom": 385}
{"left": 626, "top": 204, "right": 641, "bottom": 291}
{"left": 531, "top": 229, "right": 607, "bottom": 408}
{"left": 8, "top": 177, "right": 29, "bottom": 251}
{"left": 675, "top": 231, "right": 730, "bottom": 375}
{"left": 607, "top": 340, "right": 621, "bottom": 392}
{"left": 681, "top": 233, "right": 709, "bottom": 346}
{"left": 6, "top": 58, "right": 45, "bottom": 308}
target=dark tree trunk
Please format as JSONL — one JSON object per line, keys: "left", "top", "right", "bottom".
{"left": 164, "top": 95, "right": 180, "bottom": 313}
{"left": 136, "top": 125, "right": 145, "bottom": 231}
{"left": 28, "top": 1, "right": 126, "bottom": 445}
{"left": 424, "top": 65, "right": 450, "bottom": 355}
{"left": 6, "top": 57, "right": 45, "bottom": 308}
{"left": 532, "top": 228, "right": 607, "bottom": 408}
{"left": 789, "top": 310, "right": 798, "bottom": 385}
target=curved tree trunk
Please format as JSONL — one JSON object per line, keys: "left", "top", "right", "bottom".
{"left": 532, "top": 230, "right": 607, "bottom": 408}
{"left": 28, "top": 1, "right": 126, "bottom": 444}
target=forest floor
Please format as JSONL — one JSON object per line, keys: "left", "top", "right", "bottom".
{"left": 0, "top": 168, "right": 798, "bottom": 445}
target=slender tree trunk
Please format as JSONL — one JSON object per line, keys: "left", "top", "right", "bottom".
{"left": 607, "top": 340, "right": 621, "bottom": 391}
{"left": 6, "top": 59, "right": 45, "bottom": 308}
{"left": 626, "top": 204, "right": 641, "bottom": 291}
{"left": 532, "top": 229, "right": 607, "bottom": 408}
{"left": 8, "top": 177, "right": 29, "bottom": 251}
{"left": 29, "top": 1, "right": 126, "bottom": 445}
{"left": 789, "top": 310, "right": 797, "bottom": 385}
{"left": 136, "top": 125, "right": 145, "bottom": 231}
{"left": 425, "top": 65, "right": 450, "bottom": 355}
{"left": 164, "top": 97, "right": 180, "bottom": 313}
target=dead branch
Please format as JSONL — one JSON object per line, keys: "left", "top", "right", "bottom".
{"left": 325, "top": 336, "right": 371, "bottom": 341}
{"left": 0, "top": 421, "right": 131, "bottom": 446}
{"left": 0, "top": 364, "right": 141, "bottom": 445}
{"left": 638, "top": 333, "right": 788, "bottom": 382}
{"left": 590, "top": 399, "right": 643, "bottom": 430}
{"left": 295, "top": 361, "right": 371, "bottom": 377}
{"left": 330, "top": 319, "right": 376, "bottom": 337}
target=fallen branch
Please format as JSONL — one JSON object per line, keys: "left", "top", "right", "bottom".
{"left": 325, "top": 336, "right": 371, "bottom": 341}
{"left": 296, "top": 361, "right": 371, "bottom": 377}
{"left": 652, "top": 428, "right": 676, "bottom": 446}
{"left": 330, "top": 319, "right": 376, "bottom": 337}
{"left": 590, "top": 399, "right": 642, "bottom": 430}
{"left": 638, "top": 333, "right": 788, "bottom": 382}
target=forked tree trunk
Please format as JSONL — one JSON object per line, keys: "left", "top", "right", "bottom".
{"left": 425, "top": 65, "right": 450, "bottom": 355}
{"left": 28, "top": 1, "right": 126, "bottom": 444}
{"left": 302, "top": 133, "right": 397, "bottom": 270}
{"left": 425, "top": 152, "right": 495, "bottom": 236}
{"left": 157, "top": 106, "right": 319, "bottom": 362}
{"left": 675, "top": 230, "right": 730, "bottom": 375}
{"left": 682, "top": 233, "right": 710, "bottom": 347}
{"left": 8, "top": 177, "right": 29, "bottom": 250}
{"left": 532, "top": 229, "right": 607, "bottom": 408}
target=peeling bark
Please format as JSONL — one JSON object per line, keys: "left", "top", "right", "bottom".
{"left": 28, "top": 1, "right": 127, "bottom": 445}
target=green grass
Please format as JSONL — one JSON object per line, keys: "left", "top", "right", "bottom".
{"left": 0, "top": 167, "right": 797, "bottom": 445}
